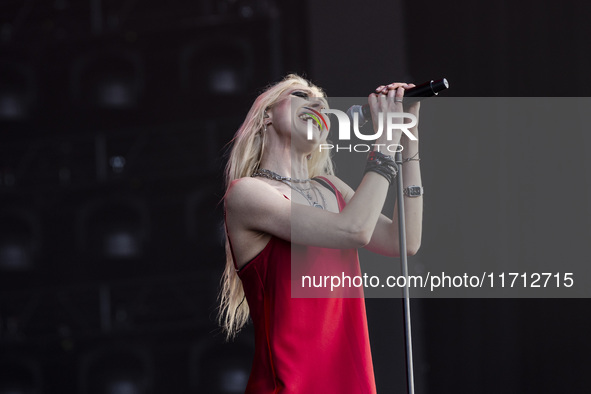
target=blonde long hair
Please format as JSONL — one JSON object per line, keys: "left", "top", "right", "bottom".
{"left": 219, "top": 74, "right": 334, "bottom": 340}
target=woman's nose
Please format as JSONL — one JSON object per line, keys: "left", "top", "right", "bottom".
{"left": 307, "top": 98, "right": 324, "bottom": 109}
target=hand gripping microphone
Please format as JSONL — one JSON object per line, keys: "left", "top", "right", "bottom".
{"left": 346, "top": 78, "right": 449, "bottom": 124}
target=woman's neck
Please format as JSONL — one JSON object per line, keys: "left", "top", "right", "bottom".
{"left": 259, "top": 146, "right": 309, "bottom": 180}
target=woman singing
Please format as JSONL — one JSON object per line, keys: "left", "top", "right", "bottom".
{"left": 219, "top": 74, "right": 422, "bottom": 393}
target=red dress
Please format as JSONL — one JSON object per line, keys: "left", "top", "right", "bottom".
{"left": 229, "top": 177, "right": 376, "bottom": 393}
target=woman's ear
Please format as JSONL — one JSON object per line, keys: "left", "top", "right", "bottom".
{"left": 263, "top": 110, "right": 272, "bottom": 126}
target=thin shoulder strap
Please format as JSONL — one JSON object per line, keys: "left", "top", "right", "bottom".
{"left": 312, "top": 176, "right": 337, "bottom": 197}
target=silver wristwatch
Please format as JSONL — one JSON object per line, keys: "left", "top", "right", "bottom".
{"left": 403, "top": 185, "right": 424, "bottom": 197}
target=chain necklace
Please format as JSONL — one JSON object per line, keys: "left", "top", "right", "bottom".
{"left": 290, "top": 182, "right": 326, "bottom": 209}
{"left": 251, "top": 168, "right": 310, "bottom": 183}
{"left": 252, "top": 168, "right": 326, "bottom": 209}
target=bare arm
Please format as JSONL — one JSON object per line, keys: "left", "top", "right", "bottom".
{"left": 324, "top": 162, "right": 422, "bottom": 258}
{"left": 225, "top": 84, "right": 421, "bottom": 257}
{"left": 323, "top": 92, "right": 423, "bottom": 257}
{"left": 225, "top": 170, "right": 393, "bottom": 250}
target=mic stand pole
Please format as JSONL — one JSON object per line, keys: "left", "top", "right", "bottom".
{"left": 395, "top": 150, "right": 415, "bottom": 394}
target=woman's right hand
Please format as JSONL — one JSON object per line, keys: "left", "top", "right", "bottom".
{"left": 368, "top": 83, "right": 415, "bottom": 153}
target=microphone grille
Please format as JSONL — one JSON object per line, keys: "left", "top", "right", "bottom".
{"left": 346, "top": 105, "right": 364, "bottom": 122}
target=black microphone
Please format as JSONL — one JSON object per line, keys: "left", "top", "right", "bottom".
{"left": 346, "top": 78, "right": 449, "bottom": 124}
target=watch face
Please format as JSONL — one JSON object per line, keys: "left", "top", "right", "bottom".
{"left": 406, "top": 186, "right": 422, "bottom": 197}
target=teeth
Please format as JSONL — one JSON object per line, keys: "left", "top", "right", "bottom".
{"left": 299, "top": 113, "right": 320, "bottom": 128}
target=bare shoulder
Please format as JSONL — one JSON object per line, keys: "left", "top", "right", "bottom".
{"left": 321, "top": 174, "right": 355, "bottom": 201}
{"left": 226, "top": 177, "right": 268, "bottom": 202}
{"left": 225, "top": 176, "right": 292, "bottom": 242}
{"left": 225, "top": 176, "right": 291, "bottom": 230}
{"left": 225, "top": 177, "right": 284, "bottom": 212}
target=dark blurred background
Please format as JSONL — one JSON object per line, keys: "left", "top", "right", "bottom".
{"left": 1, "top": 0, "right": 590, "bottom": 393}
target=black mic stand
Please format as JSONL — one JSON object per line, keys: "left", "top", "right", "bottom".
{"left": 395, "top": 150, "right": 415, "bottom": 394}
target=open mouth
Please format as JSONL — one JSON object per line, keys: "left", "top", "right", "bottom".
{"left": 298, "top": 113, "right": 322, "bottom": 130}
{"left": 298, "top": 107, "right": 328, "bottom": 132}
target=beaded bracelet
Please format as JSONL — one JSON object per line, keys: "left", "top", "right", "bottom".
{"left": 364, "top": 151, "right": 398, "bottom": 185}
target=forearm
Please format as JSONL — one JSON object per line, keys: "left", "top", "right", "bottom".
{"left": 382, "top": 130, "right": 423, "bottom": 253}
{"left": 399, "top": 133, "right": 423, "bottom": 254}
{"left": 357, "top": 83, "right": 423, "bottom": 254}
{"left": 338, "top": 171, "right": 392, "bottom": 246}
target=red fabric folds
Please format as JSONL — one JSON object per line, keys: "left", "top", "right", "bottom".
{"left": 232, "top": 177, "right": 376, "bottom": 393}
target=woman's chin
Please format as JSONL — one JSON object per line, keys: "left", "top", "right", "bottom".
{"left": 291, "top": 139, "right": 322, "bottom": 157}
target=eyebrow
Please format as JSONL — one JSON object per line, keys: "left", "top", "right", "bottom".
{"left": 288, "top": 88, "right": 329, "bottom": 109}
